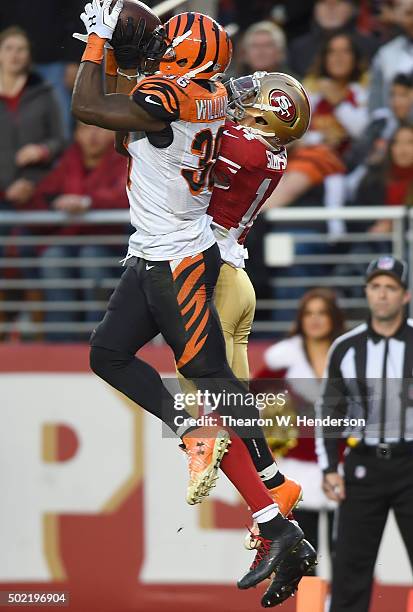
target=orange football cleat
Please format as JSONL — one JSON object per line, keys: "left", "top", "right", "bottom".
{"left": 244, "top": 478, "right": 303, "bottom": 550}
{"left": 181, "top": 427, "right": 231, "bottom": 505}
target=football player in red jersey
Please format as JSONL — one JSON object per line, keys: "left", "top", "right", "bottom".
{"left": 209, "top": 72, "right": 310, "bottom": 382}
{"left": 209, "top": 72, "right": 317, "bottom": 605}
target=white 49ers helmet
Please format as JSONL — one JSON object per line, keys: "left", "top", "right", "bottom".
{"left": 226, "top": 72, "right": 311, "bottom": 145}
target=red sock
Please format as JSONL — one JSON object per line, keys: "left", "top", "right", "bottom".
{"left": 219, "top": 429, "right": 275, "bottom": 514}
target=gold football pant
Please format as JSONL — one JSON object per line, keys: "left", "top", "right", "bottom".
{"left": 177, "top": 261, "right": 256, "bottom": 402}
{"left": 213, "top": 262, "right": 256, "bottom": 381}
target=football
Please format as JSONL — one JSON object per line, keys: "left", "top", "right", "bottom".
{"left": 112, "top": 0, "right": 162, "bottom": 45}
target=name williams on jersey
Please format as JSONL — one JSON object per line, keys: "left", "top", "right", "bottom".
{"left": 196, "top": 95, "right": 227, "bottom": 121}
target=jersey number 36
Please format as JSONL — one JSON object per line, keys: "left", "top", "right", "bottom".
{"left": 182, "top": 127, "right": 224, "bottom": 196}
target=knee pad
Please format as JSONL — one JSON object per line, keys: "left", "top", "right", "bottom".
{"left": 89, "top": 345, "right": 132, "bottom": 378}
{"left": 90, "top": 345, "right": 110, "bottom": 377}
{"left": 178, "top": 359, "right": 234, "bottom": 382}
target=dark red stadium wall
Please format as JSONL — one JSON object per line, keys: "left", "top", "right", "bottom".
{"left": 0, "top": 341, "right": 273, "bottom": 373}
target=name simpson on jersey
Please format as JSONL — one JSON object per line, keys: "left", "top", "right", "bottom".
{"left": 196, "top": 96, "right": 227, "bottom": 121}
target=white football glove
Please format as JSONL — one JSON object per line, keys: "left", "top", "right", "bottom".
{"left": 77, "top": 0, "right": 123, "bottom": 41}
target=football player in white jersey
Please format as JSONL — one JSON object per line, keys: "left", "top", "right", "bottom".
{"left": 72, "top": 0, "right": 307, "bottom": 595}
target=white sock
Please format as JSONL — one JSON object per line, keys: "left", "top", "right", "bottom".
{"left": 258, "top": 462, "right": 278, "bottom": 482}
{"left": 252, "top": 503, "right": 279, "bottom": 523}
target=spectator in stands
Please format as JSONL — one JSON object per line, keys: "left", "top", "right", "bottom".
{"left": 229, "top": 0, "right": 317, "bottom": 40}
{"left": 0, "top": 23, "right": 64, "bottom": 326}
{"left": 0, "top": 1, "right": 84, "bottom": 136}
{"left": 263, "top": 141, "right": 346, "bottom": 323}
{"left": 0, "top": 27, "right": 64, "bottom": 213}
{"left": 356, "top": 123, "right": 413, "bottom": 234}
{"left": 336, "top": 124, "right": 413, "bottom": 297}
{"left": 258, "top": 288, "right": 346, "bottom": 558}
{"left": 235, "top": 21, "right": 290, "bottom": 77}
{"left": 369, "top": 0, "right": 413, "bottom": 112}
{"left": 347, "top": 72, "right": 413, "bottom": 171}
{"left": 289, "top": 0, "right": 377, "bottom": 78}
{"left": 304, "top": 32, "right": 369, "bottom": 157}
{"left": 230, "top": 1, "right": 277, "bottom": 31}
{"left": 265, "top": 144, "right": 346, "bottom": 210}
{"left": 370, "top": 0, "right": 403, "bottom": 42}
{"left": 32, "top": 122, "right": 129, "bottom": 341}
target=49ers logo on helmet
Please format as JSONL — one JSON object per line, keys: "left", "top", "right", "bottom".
{"left": 269, "top": 90, "right": 296, "bottom": 123}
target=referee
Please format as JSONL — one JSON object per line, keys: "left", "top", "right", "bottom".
{"left": 316, "top": 256, "right": 413, "bottom": 612}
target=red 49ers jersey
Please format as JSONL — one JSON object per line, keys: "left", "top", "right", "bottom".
{"left": 208, "top": 120, "right": 287, "bottom": 267}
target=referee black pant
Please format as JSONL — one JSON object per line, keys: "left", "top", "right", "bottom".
{"left": 330, "top": 448, "right": 413, "bottom": 612}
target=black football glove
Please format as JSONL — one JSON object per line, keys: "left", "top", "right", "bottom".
{"left": 111, "top": 16, "right": 146, "bottom": 70}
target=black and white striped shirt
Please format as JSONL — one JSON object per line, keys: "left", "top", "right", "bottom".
{"left": 316, "top": 318, "right": 413, "bottom": 473}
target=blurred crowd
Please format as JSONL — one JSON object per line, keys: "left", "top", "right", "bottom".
{"left": 1, "top": 0, "right": 413, "bottom": 338}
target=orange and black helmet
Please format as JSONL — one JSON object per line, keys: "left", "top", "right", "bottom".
{"left": 161, "top": 12, "right": 232, "bottom": 80}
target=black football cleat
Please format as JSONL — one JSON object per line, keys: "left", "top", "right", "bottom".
{"left": 261, "top": 539, "right": 318, "bottom": 608}
{"left": 237, "top": 519, "right": 304, "bottom": 590}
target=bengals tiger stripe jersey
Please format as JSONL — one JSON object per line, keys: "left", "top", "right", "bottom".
{"left": 125, "top": 73, "right": 227, "bottom": 261}
{"left": 208, "top": 120, "right": 287, "bottom": 268}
